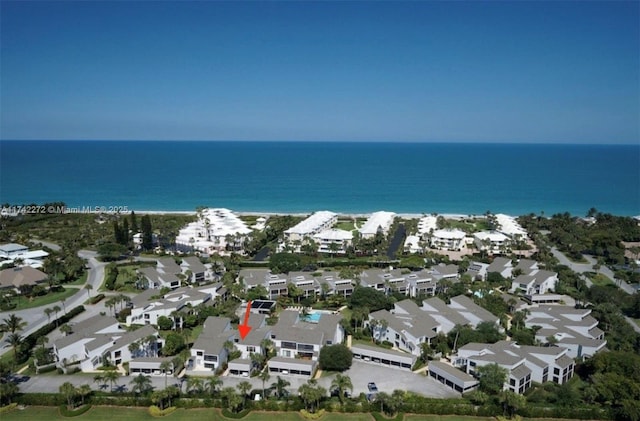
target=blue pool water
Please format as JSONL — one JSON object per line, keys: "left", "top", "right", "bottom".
{"left": 303, "top": 312, "right": 322, "bottom": 323}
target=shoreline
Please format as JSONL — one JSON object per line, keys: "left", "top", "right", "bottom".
{"left": 134, "top": 210, "right": 496, "bottom": 220}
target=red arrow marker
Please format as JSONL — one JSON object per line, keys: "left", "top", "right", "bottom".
{"left": 238, "top": 300, "right": 252, "bottom": 340}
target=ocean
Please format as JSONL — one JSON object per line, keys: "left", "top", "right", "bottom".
{"left": 0, "top": 141, "right": 638, "bottom": 216}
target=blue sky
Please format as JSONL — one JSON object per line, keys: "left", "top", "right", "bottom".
{"left": 1, "top": 1, "right": 638, "bottom": 143}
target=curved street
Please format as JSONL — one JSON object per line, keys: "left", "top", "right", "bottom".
{"left": 550, "top": 247, "right": 636, "bottom": 295}
{"left": 0, "top": 249, "right": 107, "bottom": 356}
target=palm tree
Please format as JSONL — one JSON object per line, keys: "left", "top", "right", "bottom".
{"left": 44, "top": 307, "right": 54, "bottom": 324}
{"left": 6, "top": 333, "right": 23, "bottom": 360}
{"left": 52, "top": 305, "right": 61, "bottom": 326}
{"left": 271, "top": 376, "right": 290, "bottom": 399}
{"left": 257, "top": 369, "right": 271, "bottom": 399}
{"left": 330, "top": 373, "right": 353, "bottom": 404}
{"left": 260, "top": 338, "right": 275, "bottom": 358}
{"left": 77, "top": 384, "right": 92, "bottom": 406}
{"left": 0, "top": 314, "right": 26, "bottom": 334}
{"left": 103, "top": 369, "right": 120, "bottom": 392}
{"left": 128, "top": 341, "right": 141, "bottom": 359}
{"left": 93, "top": 374, "right": 106, "bottom": 390}
{"left": 186, "top": 376, "right": 204, "bottom": 394}
{"left": 60, "top": 382, "right": 77, "bottom": 409}
{"left": 205, "top": 375, "right": 223, "bottom": 396}
{"left": 130, "top": 374, "right": 152, "bottom": 395}
{"left": 221, "top": 387, "right": 242, "bottom": 413}
{"left": 36, "top": 336, "right": 49, "bottom": 350}
{"left": 237, "top": 380, "right": 252, "bottom": 409}
{"left": 60, "top": 324, "right": 73, "bottom": 336}
{"left": 159, "top": 360, "right": 173, "bottom": 389}
{"left": 84, "top": 284, "right": 93, "bottom": 298}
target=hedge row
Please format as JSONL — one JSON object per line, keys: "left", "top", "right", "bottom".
{"left": 14, "top": 391, "right": 611, "bottom": 420}
{"left": 19, "top": 306, "right": 85, "bottom": 363}
{"left": 89, "top": 294, "right": 105, "bottom": 305}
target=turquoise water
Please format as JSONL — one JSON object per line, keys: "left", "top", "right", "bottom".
{"left": 0, "top": 140, "right": 638, "bottom": 216}
{"left": 302, "top": 312, "right": 323, "bottom": 323}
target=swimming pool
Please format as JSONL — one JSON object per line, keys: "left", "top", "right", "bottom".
{"left": 303, "top": 312, "right": 322, "bottom": 323}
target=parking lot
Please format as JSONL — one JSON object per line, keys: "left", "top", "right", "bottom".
{"left": 342, "top": 360, "right": 459, "bottom": 398}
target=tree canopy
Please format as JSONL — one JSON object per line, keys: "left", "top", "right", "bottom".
{"left": 318, "top": 344, "right": 353, "bottom": 372}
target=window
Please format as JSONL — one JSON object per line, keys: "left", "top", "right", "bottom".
{"left": 246, "top": 346, "right": 255, "bottom": 353}
{"left": 197, "top": 351, "right": 203, "bottom": 357}
{"left": 553, "top": 368, "right": 560, "bottom": 375}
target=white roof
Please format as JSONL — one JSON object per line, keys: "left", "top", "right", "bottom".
{"left": 177, "top": 208, "right": 251, "bottom": 244}
{"left": 474, "top": 231, "right": 509, "bottom": 242}
{"left": 417, "top": 215, "right": 438, "bottom": 234}
{"left": 359, "top": 211, "right": 396, "bottom": 236}
{"left": 495, "top": 214, "right": 528, "bottom": 237}
{"left": 432, "top": 229, "right": 466, "bottom": 239}
{"left": 0, "top": 243, "right": 28, "bottom": 253}
{"left": 314, "top": 229, "right": 353, "bottom": 241}
{"left": 285, "top": 211, "right": 337, "bottom": 235}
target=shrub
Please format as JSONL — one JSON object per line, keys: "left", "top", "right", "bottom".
{"left": 221, "top": 408, "right": 251, "bottom": 418}
{"left": 0, "top": 403, "right": 18, "bottom": 414}
{"left": 89, "top": 294, "right": 105, "bottom": 304}
{"left": 16, "top": 393, "right": 65, "bottom": 406}
{"left": 148, "top": 405, "right": 177, "bottom": 417}
{"left": 58, "top": 404, "right": 92, "bottom": 417}
{"left": 300, "top": 409, "right": 325, "bottom": 419}
{"left": 318, "top": 344, "right": 352, "bottom": 371}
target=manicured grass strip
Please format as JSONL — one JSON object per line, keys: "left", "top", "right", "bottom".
{"left": 11, "top": 287, "right": 77, "bottom": 311}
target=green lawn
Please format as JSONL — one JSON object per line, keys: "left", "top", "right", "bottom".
{"left": 589, "top": 273, "right": 613, "bottom": 287}
{"left": 1, "top": 407, "right": 375, "bottom": 421}
{"left": 68, "top": 271, "right": 89, "bottom": 286}
{"left": 335, "top": 221, "right": 356, "bottom": 231}
{"left": 1, "top": 407, "right": 591, "bottom": 421}
{"left": 11, "top": 287, "right": 77, "bottom": 311}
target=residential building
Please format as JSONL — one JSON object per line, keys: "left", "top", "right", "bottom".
{"left": 189, "top": 317, "right": 235, "bottom": 373}
{"left": 180, "top": 256, "right": 208, "bottom": 284}
{"left": 0, "top": 266, "right": 48, "bottom": 291}
{"left": 473, "top": 231, "right": 511, "bottom": 255}
{"left": 403, "top": 235, "right": 424, "bottom": 254}
{"left": 351, "top": 343, "right": 416, "bottom": 371}
{"left": 454, "top": 340, "right": 575, "bottom": 394}
{"left": 430, "top": 229, "right": 467, "bottom": 251}
{"left": 0, "top": 243, "right": 49, "bottom": 269}
{"left": 422, "top": 295, "right": 500, "bottom": 333}
{"left": 267, "top": 309, "right": 344, "bottom": 377}
{"left": 495, "top": 214, "right": 528, "bottom": 239}
{"left": 417, "top": 215, "right": 438, "bottom": 239}
{"left": 467, "top": 262, "right": 489, "bottom": 281}
{"left": 313, "top": 229, "right": 352, "bottom": 254}
{"left": 175, "top": 208, "right": 252, "bottom": 255}
{"left": 369, "top": 299, "right": 440, "bottom": 356}
{"left": 0, "top": 243, "right": 28, "bottom": 258}
{"left": 428, "top": 361, "right": 479, "bottom": 393}
{"left": 525, "top": 306, "right": 606, "bottom": 358}
{"left": 283, "top": 211, "right": 337, "bottom": 244}
{"left": 511, "top": 270, "right": 558, "bottom": 296}
{"left": 358, "top": 211, "right": 396, "bottom": 239}
{"left": 486, "top": 257, "right": 513, "bottom": 279}
{"left": 125, "top": 284, "right": 221, "bottom": 327}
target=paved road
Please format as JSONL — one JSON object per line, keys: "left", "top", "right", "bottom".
{"left": 551, "top": 247, "right": 635, "bottom": 295}
{"left": 0, "top": 249, "right": 108, "bottom": 356}
{"left": 17, "top": 360, "right": 459, "bottom": 399}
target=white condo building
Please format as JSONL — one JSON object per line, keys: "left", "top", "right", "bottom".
{"left": 358, "top": 211, "right": 396, "bottom": 239}
{"left": 283, "top": 211, "right": 337, "bottom": 243}
{"left": 417, "top": 215, "right": 438, "bottom": 239}
{"left": 495, "top": 214, "right": 528, "bottom": 239}
{"left": 430, "top": 229, "right": 467, "bottom": 251}
{"left": 175, "top": 208, "right": 251, "bottom": 254}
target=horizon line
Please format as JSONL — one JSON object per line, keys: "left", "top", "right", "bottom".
{"left": 1, "top": 139, "right": 638, "bottom": 146}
